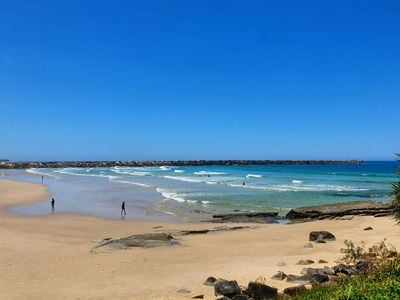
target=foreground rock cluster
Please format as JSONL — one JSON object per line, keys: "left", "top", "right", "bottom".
{"left": 0, "top": 159, "right": 363, "bottom": 169}
{"left": 201, "top": 230, "right": 390, "bottom": 299}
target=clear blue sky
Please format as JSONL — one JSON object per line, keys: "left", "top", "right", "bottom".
{"left": 1, "top": 1, "right": 399, "bottom": 161}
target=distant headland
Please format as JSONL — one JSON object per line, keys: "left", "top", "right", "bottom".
{"left": 0, "top": 160, "right": 364, "bottom": 169}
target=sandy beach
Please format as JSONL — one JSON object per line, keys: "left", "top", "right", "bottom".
{"left": 1, "top": 178, "right": 399, "bottom": 300}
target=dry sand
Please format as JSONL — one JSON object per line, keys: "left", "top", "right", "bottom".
{"left": 1, "top": 178, "right": 399, "bottom": 299}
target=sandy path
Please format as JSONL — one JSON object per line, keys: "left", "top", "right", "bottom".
{"left": 1, "top": 179, "right": 399, "bottom": 299}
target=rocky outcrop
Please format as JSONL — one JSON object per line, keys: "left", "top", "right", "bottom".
{"left": 0, "top": 160, "right": 364, "bottom": 169}
{"left": 286, "top": 201, "right": 392, "bottom": 220}
{"left": 211, "top": 212, "right": 279, "bottom": 223}
{"left": 94, "top": 233, "right": 178, "bottom": 249}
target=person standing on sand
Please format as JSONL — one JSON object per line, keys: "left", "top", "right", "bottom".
{"left": 51, "top": 198, "right": 55, "bottom": 210}
{"left": 41, "top": 176, "right": 44, "bottom": 184}
{"left": 121, "top": 201, "right": 126, "bottom": 218}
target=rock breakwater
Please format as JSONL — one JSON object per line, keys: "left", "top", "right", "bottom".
{"left": 0, "top": 160, "right": 364, "bottom": 169}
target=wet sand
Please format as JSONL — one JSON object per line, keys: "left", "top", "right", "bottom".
{"left": 1, "top": 179, "right": 399, "bottom": 299}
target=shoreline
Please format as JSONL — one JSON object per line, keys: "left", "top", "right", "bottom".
{"left": 1, "top": 178, "right": 399, "bottom": 299}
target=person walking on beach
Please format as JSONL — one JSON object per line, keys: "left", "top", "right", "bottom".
{"left": 121, "top": 201, "right": 126, "bottom": 218}
{"left": 51, "top": 198, "right": 55, "bottom": 210}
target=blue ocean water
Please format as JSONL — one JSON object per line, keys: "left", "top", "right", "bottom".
{"left": 8, "top": 161, "right": 397, "bottom": 220}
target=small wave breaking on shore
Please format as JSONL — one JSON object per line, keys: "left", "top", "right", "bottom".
{"left": 26, "top": 168, "right": 61, "bottom": 180}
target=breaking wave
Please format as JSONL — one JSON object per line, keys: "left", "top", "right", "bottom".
{"left": 26, "top": 168, "right": 61, "bottom": 180}
{"left": 246, "top": 174, "right": 262, "bottom": 178}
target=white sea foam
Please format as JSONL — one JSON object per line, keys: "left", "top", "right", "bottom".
{"left": 156, "top": 188, "right": 211, "bottom": 204}
{"left": 246, "top": 174, "right": 263, "bottom": 178}
{"left": 111, "top": 168, "right": 152, "bottom": 176}
{"left": 163, "top": 175, "right": 202, "bottom": 183}
{"left": 159, "top": 166, "right": 171, "bottom": 171}
{"left": 174, "top": 170, "right": 185, "bottom": 173}
{"left": 109, "top": 178, "right": 151, "bottom": 188}
{"left": 194, "top": 171, "right": 227, "bottom": 175}
{"left": 292, "top": 180, "right": 303, "bottom": 184}
{"left": 227, "top": 182, "right": 369, "bottom": 192}
{"left": 156, "top": 188, "right": 186, "bottom": 202}
{"left": 54, "top": 168, "right": 110, "bottom": 178}
{"left": 26, "top": 168, "right": 61, "bottom": 180}
{"left": 162, "top": 175, "right": 218, "bottom": 185}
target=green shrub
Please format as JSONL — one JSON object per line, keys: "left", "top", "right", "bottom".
{"left": 392, "top": 153, "right": 400, "bottom": 224}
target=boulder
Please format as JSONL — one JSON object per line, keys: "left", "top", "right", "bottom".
{"left": 355, "top": 260, "right": 372, "bottom": 273}
{"left": 364, "top": 226, "right": 373, "bottom": 231}
{"left": 296, "top": 259, "right": 314, "bottom": 265}
{"left": 246, "top": 282, "right": 278, "bottom": 300}
{"left": 255, "top": 276, "right": 268, "bottom": 285}
{"left": 334, "top": 264, "right": 358, "bottom": 276}
{"left": 283, "top": 285, "right": 307, "bottom": 297}
{"left": 305, "top": 267, "right": 334, "bottom": 277}
{"left": 286, "top": 274, "right": 310, "bottom": 284}
{"left": 214, "top": 279, "right": 241, "bottom": 298}
{"left": 309, "top": 273, "right": 329, "bottom": 284}
{"left": 270, "top": 271, "right": 287, "bottom": 281}
{"left": 309, "top": 231, "right": 336, "bottom": 242}
{"left": 203, "top": 276, "right": 217, "bottom": 286}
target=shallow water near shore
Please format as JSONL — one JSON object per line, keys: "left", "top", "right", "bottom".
{"left": 2, "top": 161, "right": 398, "bottom": 221}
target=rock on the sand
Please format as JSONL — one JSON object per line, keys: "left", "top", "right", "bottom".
{"left": 309, "top": 231, "right": 336, "bottom": 242}
{"left": 296, "top": 259, "right": 314, "bottom": 265}
{"left": 304, "top": 243, "right": 314, "bottom": 248}
{"left": 246, "top": 282, "right": 278, "bottom": 300}
{"left": 270, "top": 271, "right": 287, "bottom": 281}
{"left": 286, "top": 274, "right": 310, "bottom": 284}
{"left": 214, "top": 279, "right": 241, "bottom": 298}
{"left": 283, "top": 285, "right": 307, "bottom": 297}
{"left": 203, "top": 276, "right": 217, "bottom": 286}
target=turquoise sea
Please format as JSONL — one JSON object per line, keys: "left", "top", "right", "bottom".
{"left": 5, "top": 161, "right": 399, "bottom": 221}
